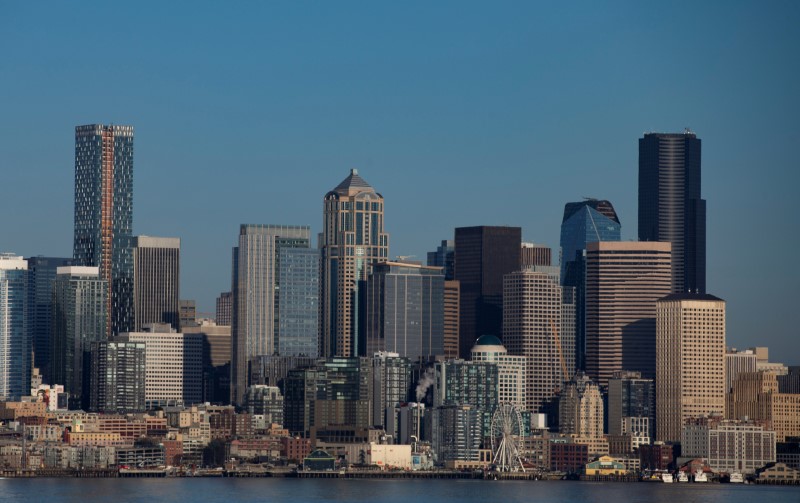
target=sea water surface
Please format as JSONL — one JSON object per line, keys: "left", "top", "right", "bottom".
{"left": 0, "top": 478, "right": 798, "bottom": 503}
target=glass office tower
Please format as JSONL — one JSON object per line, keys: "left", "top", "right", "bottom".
{"left": 73, "top": 124, "right": 134, "bottom": 336}
{"left": 0, "top": 255, "right": 29, "bottom": 401}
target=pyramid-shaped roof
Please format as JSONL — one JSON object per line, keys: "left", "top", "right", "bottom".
{"left": 332, "top": 169, "right": 375, "bottom": 196}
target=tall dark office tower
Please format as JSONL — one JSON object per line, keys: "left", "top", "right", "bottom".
{"left": 362, "top": 262, "right": 445, "bottom": 359}
{"left": 215, "top": 291, "right": 232, "bottom": 326}
{"left": 73, "top": 124, "right": 134, "bottom": 336}
{"left": 26, "top": 256, "right": 73, "bottom": 379}
{"left": 454, "top": 226, "right": 521, "bottom": 359}
{"left": 639, "top": 132, "right": 705, "bottom": 294}
{"left": 133, "top": 236, "right": 180, "bottom": 331}
{"left": 321, "top": 170, "right": 389, "bottom": 358}
{"left": 427, "top": 240, "right": 454, "bottom": 280}
{"left": 559, "top": 200, "right": 621, "bottom": 371}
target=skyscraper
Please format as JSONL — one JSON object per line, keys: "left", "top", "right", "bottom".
{"left": 503, "top": 266, "right": 574, "bottom": 413}
{"left": 454, "top": 226, "right": 521, "bottom": 358}
{"left": 585, "top": 241, "right": 672, "bottom": 387}
{"left": 443, "top": 280, "right": 460, "bottom": 359}
{"left": 73, "top": 124, "right": 134, "bottom": 336}
{"left": 278, "top": 247, "right": 320, "bottom": 358}
{"left": 559, "top": 372, "right": 605, "bottom": 455}
{"left": 89, "top": 339, "right": 146, "bottom": 414}
{"left": 231, "top": 224, "right": 311, "bottom": 405}
{"left": 559, "top": 199, "right": 621, "bottom": 371}
{"left": 0, "top": 254, "right": 29, "bottom": 401}
{"left": 215, "top": 291, "right": 232, "bottom": 326}
{"left": 321, "top": 169, "right": 389, "bottom": 358}
{"left": 26, "top": 256, "right": 73, "bottom": 379}
{"left": 655, "top": 293, "right": 726, "bottom": 443}
{"left": 639, "top": 132, "right": 706, "bottom": 294}
{"left": 426, "top": 240, "right": 454, "bottom": 280}
{"left": 51, "top": 266, "right": 107, "bottom": 409}
{"left": 133, "top": 236, "right": 180, "bottom": 331}
{"left": 363, "top": 262, "right": 444, "bottom": 359}
{"left": 607, "top": 370, "right": 655, "bottom": 439}
{"left": 521, "top": 243, "right": 552, "bottom": 267}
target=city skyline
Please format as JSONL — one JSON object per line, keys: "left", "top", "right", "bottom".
{"left": 1, "top": 2, "right": 798, "bottom": 360}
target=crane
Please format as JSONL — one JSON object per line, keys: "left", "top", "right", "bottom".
{"left": 549, "top": 318, "right": 569, "bottom": 385}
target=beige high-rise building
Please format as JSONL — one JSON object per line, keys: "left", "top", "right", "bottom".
{"left": 503, "top": 266, "right": 574, "bottom": 414}
{"left": 133, "top": 236, "right": 180, "bottom": 332}
{"left": 725, "top": 348, "right": 757, "bottom": 393}
{"left": 443, "top": 280, "right": 460, "bottom": 359}
{"left": 727, "top": 371, "right": 800, "bottom": 442}
{"left": 655, "top": 293, "right": 726, "bottom": 443}
{"left": 558, "top": 372, "right": 607, "bottom": 456}
{"left": 585, "top": 241, "right": 672, "bottom": 388}
{"left": 321, "top": 169, "right": 389, "bottom": 357}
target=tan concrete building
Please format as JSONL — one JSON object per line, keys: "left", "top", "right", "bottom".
{"left": 725, "top": 348, "right": 757, "bottom": 393}
{"left": 559, "top": 373, "right": 605, "bottom": 455}
{"left": 503, "top": 267, "right": 574, "bottom": 413}
{"left": 728, "top": 371, "right": 800, "bottom": 442}
{"left": 322, "top": 169, "right": 389, "bottom": 357}
{"left": 585, "top": 241, "right": 672, "bottom": 388}
{"left": 656, "top": 293, "right": 726, "bottom": 443}
{"left": 443, "top": 280, "right": 460, "bottom": 358}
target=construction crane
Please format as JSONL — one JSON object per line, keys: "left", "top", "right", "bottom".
{"left": 549, "top": 318, "right": 569, "bottom": 385}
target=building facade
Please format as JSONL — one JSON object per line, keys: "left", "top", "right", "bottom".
{"left": 470, "top": 335, "right": 526, "bottom": 411}
{"left": 559, "top": 199, "right": 621, "bottom": 371}
{"left": 585, "top": 241, "right": 672, "bottom": 387}
{"left": 639, "top": 131, "right": 706, "bottom": 294}
{"left": 321, "top": 169, "right": 389, "bottom": 358}
{"left": 433, "top": 359, "right": 498, "bottom": 436}
{"left": 426, "top": 239, "right": 454, "bottom": 280}
{"left": 682, "top": 418, "right": 776, "bottom": 474}
{"left": 454, "top": 226, "right": 521, "bottom": 359}
{"left": 231, "top": 224, "right": 311, "bottom": 405}
{"left": 503, "top": 267, "right": 574, "bottom": 413}
{"left": 362, "top": 262, "right": 444, "bottom": 359}
{"left": 26, "top": 256, "right": 73, "bottom": 379}
{"left": 0, "top": 255, "right": 29, "bottom": 401}
{"left": 133, "top": 236, "right": 180, "bottom": 331}
{"left": 443, "top": 280, "right": 460, "bottom": 359}
{"left": 559, "top": 373, "right": 604, "bottom": 443}
{"left": 215, "top": 291, "right": 232, "bottom": 326}
{"left": 73, "top": 124, "right": 134, "bottom": 336}
{"left": 51, "top": 266, "right": 107, "bottom": 409}
{"left": 371, "top": 352, "right": 411, "bottom": 434}
{"left": 89, "top": 340, "right": 146, "bottom": 413}
{"left": 277, "top": 247, "right": 320, "bottom": 358}
{"left": 607, "top": 371, "right": 654, "bottom": 439}
{"left": 656, "top": 293, "right": 726, "bottom": 443}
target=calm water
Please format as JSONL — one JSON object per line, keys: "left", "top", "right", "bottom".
{"left": 0, "top": 478, "right": 797, "bottom": 503}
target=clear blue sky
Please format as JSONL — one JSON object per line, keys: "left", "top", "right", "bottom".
{"left": 1, "top": 1, "right": 798, "bottom": 362}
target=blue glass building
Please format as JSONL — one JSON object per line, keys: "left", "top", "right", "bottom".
{"left": 559, "top": 199, "right": 621, "bottom": 371}
{"left": 278, "top": 247, "right": 320, "bottom": 358}
{"left": 0, "top": 255, "right": 29, "bottom": 401}
{"left": 26, "top": 256, "right": 73, "bottom": 379}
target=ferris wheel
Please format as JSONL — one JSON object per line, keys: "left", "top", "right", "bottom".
{"left": 490, "top": 402, "right": 526, "bottom": 472}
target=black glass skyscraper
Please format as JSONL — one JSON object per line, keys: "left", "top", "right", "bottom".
{"left": 639, "top": 132, "right": 706, "bottom": 294}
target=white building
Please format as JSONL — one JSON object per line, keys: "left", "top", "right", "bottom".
{"left": 470, "top": 335, "right": 526, "bottom": 411}
{"left": 119, "top": 324, "right": 202, "bottom": 407}
{"left": 682, "top": 418, "right": 776, "bottom": 474}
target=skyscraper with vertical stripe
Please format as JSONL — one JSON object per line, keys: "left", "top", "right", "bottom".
{"left": 73, "top": 124, "right": 134, "bottom": 336}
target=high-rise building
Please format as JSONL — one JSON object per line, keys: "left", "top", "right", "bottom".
{"left": 655, "top": 293, "right": 726, "bottom": 443}
{"left": 430, "top": 404, "right": 482, "bottom": 463}
{"left": 73, "top": 124, "right": 134, "bottom": 336}
{"left": 372, "top": 352, "right": 411, "bottom": 434}
{"left": 363, "top": 262, "right": 444, "bottom": 359}
{"left": 179, "top": 299, "right": 197, "bottom": 328}
{"left": 639, "top": 132, "right": 706, "bottom": 294}
{"left": 0, "top": 255, "right": 29, "bottom": 401}
{"left": 321, "top": 169, "right": 389, "bottom": 358}
{"left": 50, "top": 266, "right": 107, "bottom": 409}
{"left": 25, "top": 256, "right": 73, "bottom": 379}
{"left": 277, "top": 247, "right": 320, "bottom": 358}
{"left": 607, "top": 371, "right": 654, "bottom": 439}
{"left": 725, "top": 348, "right": 758, "bottom": 393}
{"left": 559, "top": 199, "right": 621, "bottom": 371}
{"left": 585, "top": 241, "right": 672, "bottom": 387}
{"left": 433, "top": 359, "right": 498, "bottom": 436}
{"left": 183, "top": 321, "right": 232, "bottom": 404}
{"left": 470, "top": 335, "right": 526, "bottom": 411}
{"left": 119, "top": 324, "right": 203, "bottom": 408}
{"left": 244, "top": 385, "right": 284, "bottom": 425}
{"left": 558, "top": 372, "right": 606, "bottom": 456}
{"left": 443, "top": 280, "right": 460, "bottom": 359}
{"left": 503, "top": 266, "right": 575, "bottom": 414}
{"left": 133, "top": 236, "right": 180, "bottom": 331}
{"left": 727, "top": 371, "right": 800, "bottom": 442}
{"left": 426, "top": 240, "right": 454, "bottom": 280}
{"left": 89, "top": 339, "right": 146, "bottom": 413}
{"left": 215, "top": 292, "right": 232, "bottom": 326}
{"left": 521, "top": 243, "right": 552, "bottom": 267}
{"left": 454, "top": 226, "right": 521, "bottom": 358}
{"left": 231, "top": 224, "right": 311, "bottom": 405}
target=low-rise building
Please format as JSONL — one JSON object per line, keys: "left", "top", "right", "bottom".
{"left": 682, "top": 417, "right": 776, "bottom": 474}
{"left": 585, "top": 456, "right": 626, "bottom": 476}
